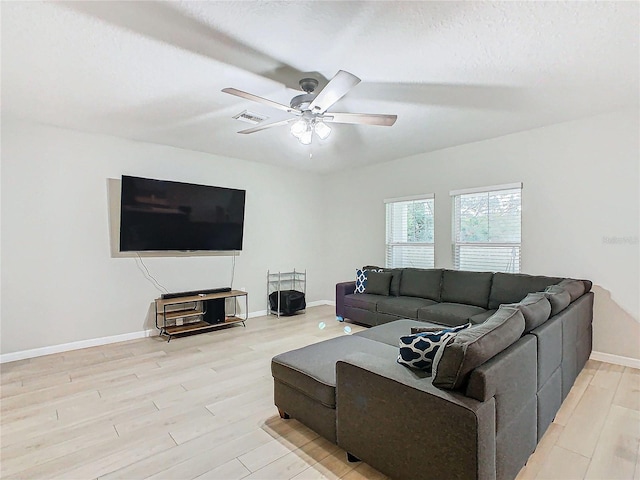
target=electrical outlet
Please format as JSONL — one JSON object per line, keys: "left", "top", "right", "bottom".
{"left": 240, "top": 286, "right": 246, "bottom": 292}
{"left": 176, "top": 318, "right": 184, "bottom": 326}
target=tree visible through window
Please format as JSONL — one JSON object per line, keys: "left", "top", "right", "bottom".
{"left": 452, "top": 184, "right": 522, "bottom": 273}
{"left": 385, "top": 195, "right": 435, "bottom": 268}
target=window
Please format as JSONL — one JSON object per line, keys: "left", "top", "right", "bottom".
{"left": 385, "top": 194, "right": 435, "bottom": 268}
{"left": 451, "top": 183, "right": 522, "bottom": 273}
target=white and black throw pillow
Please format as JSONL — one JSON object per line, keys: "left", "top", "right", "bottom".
{"left": 397, "top": 324, "right": 470, "bottom": 372}
{"left": 354, "top": 267, "right": 382, "bottom": 294}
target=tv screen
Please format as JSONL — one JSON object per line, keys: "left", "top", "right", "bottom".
{"left": 119, "top": 176, "right": 246, "bottom": 252}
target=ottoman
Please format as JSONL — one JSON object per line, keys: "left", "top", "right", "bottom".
{"left": 271, "top": 335, "right": 397, "bottom": 443}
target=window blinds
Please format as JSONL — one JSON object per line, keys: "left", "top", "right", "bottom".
{"left": 385, "top": 195, "right": 435, "bottom": 269}
{"left": 451, "top": 184, "right": 522, "bottom": 273}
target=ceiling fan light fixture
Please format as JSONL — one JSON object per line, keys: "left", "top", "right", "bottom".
{"left": 314, "top": 120, "right": 331, "bottom": 140}
{"left": 299, "top": 130, "right": 312, "bottom": 145}
{"left": 290, "top": 119, "right": 307, "bottom": 138}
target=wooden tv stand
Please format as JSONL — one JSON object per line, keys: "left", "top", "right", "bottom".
{"left": 155, "top": 289, "right": 248, "bottom": 341}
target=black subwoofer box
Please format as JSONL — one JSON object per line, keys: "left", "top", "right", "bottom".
{"left": 269, "top": 290, "right": 306, "bottom": 316}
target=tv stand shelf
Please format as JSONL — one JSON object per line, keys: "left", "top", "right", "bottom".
{"left": 155, "top": 289, "right": 248, "bottom": 342}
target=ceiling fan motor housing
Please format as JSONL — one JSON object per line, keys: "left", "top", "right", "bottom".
{"left": 290, "top": 93, "right": 316, "bottom": 111}
{"left": 299, "top": 78, "right": 319, "bottom": 93}
{"left": 290, "top": 77, "right": 320, "bottom": 111}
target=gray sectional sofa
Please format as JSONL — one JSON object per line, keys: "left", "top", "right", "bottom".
{"left": 271, "top": 268, "right": 593, "bottom": 480}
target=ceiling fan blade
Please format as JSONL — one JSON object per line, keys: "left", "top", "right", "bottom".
{"left": 59, "top": 2, "right": 310, "bottom": 91}
{"left": 238, "top": 119, "right": 293, "bottom": 134}
{"left": 308, "top": 70, "right": 361, "bottom": 114}
{"left": 324, "top": 112, "right": 397, "bottom": 126}
{"left": 222, "top": 88, "right": 299, "bottom": 114}
{"left": 350, "top": 82, "right": 527, "bottom": 110}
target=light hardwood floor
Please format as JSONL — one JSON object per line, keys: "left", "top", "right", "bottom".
{"left": 1, "top": 305, "right": 638, "bottom": 479}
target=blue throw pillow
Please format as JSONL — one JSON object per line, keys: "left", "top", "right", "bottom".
{"left": 355, "top": 268, "right": 381, "bottom": 294}
{"left": 397, "top": 324, "right": 471, "bottom": 372}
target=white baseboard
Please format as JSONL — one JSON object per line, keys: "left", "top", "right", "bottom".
{"left": 0, "top": 302, "right": 336, "bottom": 363}
{"left": 307, "top": 300, "right": 335, "bottom": 307}
{"left": 590, "top": 351, "right": 640, "bottom": 369}
{"left": 0, "top": 329, "right": 156, "bottom": 364}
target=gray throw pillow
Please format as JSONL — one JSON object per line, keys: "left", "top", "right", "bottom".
{"left": 365, "top": 271, "right": 393, "bottom": 296}
{"left": 557, "top": 279, "right": 586, "bottom": 302}
{"left": 544, "top": 285, "right": 571, "bottom": 315}
{"left": 503, "top": 292, "right": 552, "bottom": 333}
{"left": 432, "top": 306, "right": 525, "bottom": 390}
{"left": 382, "top": 268, "right": 403, "bottom": 296}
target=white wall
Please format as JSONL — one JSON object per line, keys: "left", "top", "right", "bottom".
{"left": 1, "top": 118, "right": 327, "bottom": 355}
{"left": 3, "top": 110, "right": 638, "bottom": 362}
{"left": 322, "top": 109, "right": 639, "bottom": 360}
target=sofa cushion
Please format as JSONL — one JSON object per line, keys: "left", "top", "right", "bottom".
{"left": 433, "top": 306, "right": 526, "bottom": 390}
{"left": 418, "top": 303, "right": 487, "bottom": 327}
{"left": 441, "top": 270, "right": 493, "bottom": 308}
{"left": 344, "top": 293, "right": 383, "bottom": 312}
{"left": 557, "top": 279, "right": 586, "bottom": 302}
{"left": 377, "top": 296, "right": 437, "bottom": 319}
{"left": 366, "top": 271, "right": 393, "bottom": 296}
{"left": 353, "top": 319, "right": 435, "bottom": 346}
{"left": 543, "top": 285, "right": 571, "bottom": 315}
{"left": 468, "top": 309, "right": 498, "bottom": 325}
{"left": 504, "top": 292, "right": 552, "bottom": 333}
{"left": 398, "top": 268, "right": 443, "bottom": 301}
{"left": 488, "top": 272, "right": 562, "bottom": 309}
{"left": 398, "top": 324, "right": 470, "bottom": 371}
{"left": 271, "top": 336, "right": 397, "bottom": 408}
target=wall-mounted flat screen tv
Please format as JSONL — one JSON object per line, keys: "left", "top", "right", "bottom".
{"left": 119, "top": 175, "right": 246, "bottom": 252}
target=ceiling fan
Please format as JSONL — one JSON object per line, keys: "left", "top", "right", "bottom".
{"left": 222, "top": 70, "right": 397, "bottom": 144}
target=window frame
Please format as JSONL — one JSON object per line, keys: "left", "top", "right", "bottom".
{"left": 450, "top": 183, "right": 522, "bottom": 273}
{"left": 384, "top": 193, "right": 435, "bottom": 269}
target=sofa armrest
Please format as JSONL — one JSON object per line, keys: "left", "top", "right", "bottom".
{"left": 335, "top": 281, "right": 356, "bottom": 318}
{"left": 336, "top": 353, "right": 496, "bottom": 480}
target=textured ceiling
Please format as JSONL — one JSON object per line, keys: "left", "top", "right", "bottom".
{"left": 2, "top": 1, "right": 638, "bottom": 173}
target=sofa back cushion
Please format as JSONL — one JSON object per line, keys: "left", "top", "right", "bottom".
{"left": 556, "top": 279, "right": 586, "bottom": 302}
{"left": 504, "top": 292, "right": 551, "bottom": 333}
{"left": 488, "top": 272, "right": 562, "bottom": 309}
{"left": 433, "top": 306, "right": 525, "bottom": 390}
{"left": 543, "top": 285, "right": 571, "bottom": 315}
{"left": 399, "top": 268, "right": 443, "bottom": 301}
{"left": 441, "top": 270, "right": 493, "bottom": 308}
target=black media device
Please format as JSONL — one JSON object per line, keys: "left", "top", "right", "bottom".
{"left": 119, "top": 176, "right": 246, "bottom": 252}
{"left": 203, "top": 299, "right": 227, "bottom": 325}
{"left": 160, "top": 287, "right": 231, "bottom": 299}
